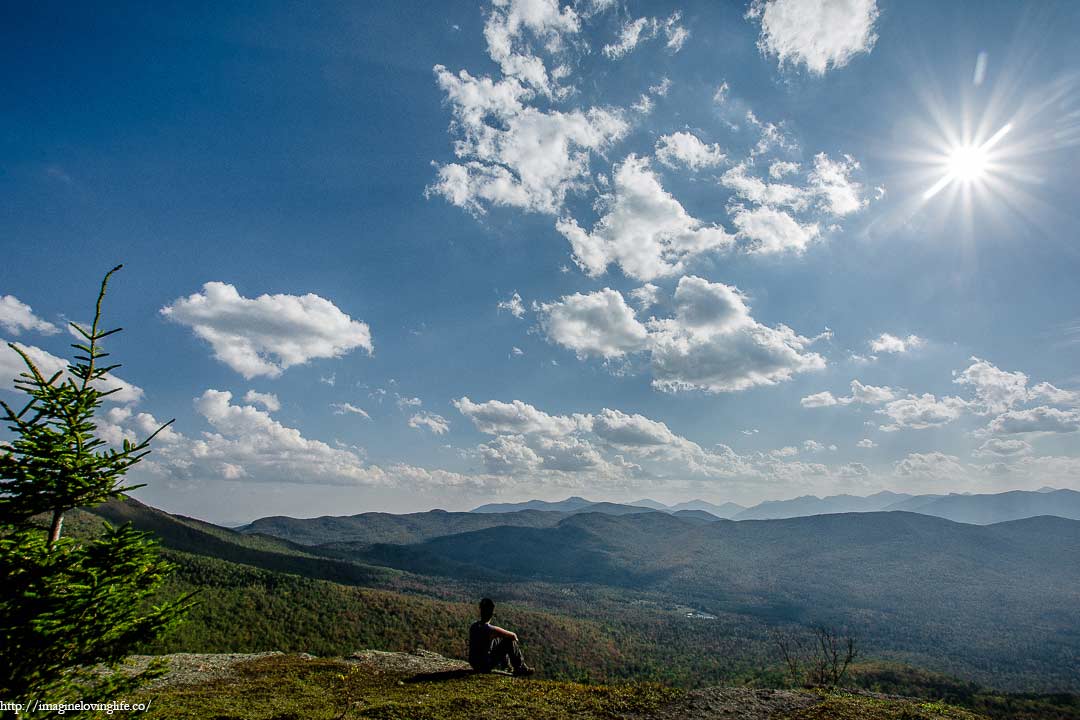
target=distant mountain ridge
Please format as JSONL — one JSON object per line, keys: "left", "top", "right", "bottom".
{"left": 241, "top": 508, "right": 572, "bottom": 546}
{"left": 463, "top": 488, "right": 1080, "bottom": 524}
{"left": 471, "top": 496, "right": 597, "bottom": 513}
{"left": 732, "top": 490, "right": 912, "bottom": 519}
{"left": 893, "top": 489, "right": 1080, "bottom": 525}
{"left": 233, "top": 488, "right": 1080, "bottom": 547}
{"left": 472, "top": 496, "right": 748, "bottom": 518}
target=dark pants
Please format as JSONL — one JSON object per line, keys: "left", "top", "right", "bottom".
{"left": 478, "top": 636, "right": 526, "bottom": 672}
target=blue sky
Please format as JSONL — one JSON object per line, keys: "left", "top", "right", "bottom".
{"left": 2, "top": 0, "right": 1079, "bottom": 523}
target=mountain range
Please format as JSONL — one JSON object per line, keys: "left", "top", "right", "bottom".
{"left": 468, "top": 488, "right": 1080, "bottom": 524}
{"left": 71, "top": 491, "right": 1080, "bottom": 692}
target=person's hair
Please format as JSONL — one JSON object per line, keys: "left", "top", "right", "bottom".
{"left": 479, "top": 597, "right": 495, "bottom": 621}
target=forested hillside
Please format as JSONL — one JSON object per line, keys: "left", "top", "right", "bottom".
{"left": 75, "top": 496, "right": 1080, "bottom": 692}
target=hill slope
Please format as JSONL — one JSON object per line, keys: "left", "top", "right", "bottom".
{"left": 124, "top": 651, "right": 993, "bottom": 720}
{"left": 239, "top": 507, "right": 570, "bottom": 546}
{"left": 73, "top": 497, "right": 1080, "bottom": 693}
{"left": 340, "top": 511, "right": 1080, "bottom": 691}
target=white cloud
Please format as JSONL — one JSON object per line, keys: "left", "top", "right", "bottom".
{"left": 603, "top": 17, "right": 653, "bottom": 59}
{"left": 869, "top": 333, "right": 925, "bottom": 354}
{"left": 332, "top": 402, "right": 371, "bottom": 420}
{"left": 769, "top": 160, "right": 800, "bottom": 178}
{"left": 973, "top": 438, "right": 1031, "bottom": 458}
{"left": 498, "top": 291, "right": 526, "bottom": 318}
{"left": 665, "top": 275, "right": 753, "bottom": 333}
{"left": 894, "top": 451, "right": 966, "bottom": 484}
{"left": 409, "top": 411, "right": 451, "bottom": 435}
{"left": 630, "top": 283, "right": 661, "bottom": 311}
{"left": 188, "top": 390, "right": 384, "bottom": 485}
{"left": 856, "top": 438, "right": 876, "bottom": 448}
{"left": 721, "top": 163, "right": 809, "bottom": 210}
{"left": 591, "top": 407, "right": 681, "bottom": 447}
{"left": 537, "top": 288, "right": 649, "bottom": 359}
{"left": 878, "top": 393, "right": 968, "bottom": 431}
{"left": 663, "top": 12, "right": 689, "bottom": 52}
{"left": 647, "top": 276, "right": 826, "bottom": 393}
{"left": 454, "top": 396, "right": 585, "bottom": 436}
{"left": 482, "top": 0, "right": 580, "bottom": 96}
{"left": 630, "top": 94, "right": 653, "bottom": 115}
{"left": 455, "top": 396, "right": 751, "bottom": 482}
{"left": 802, "top": 359, "right": 1080, "bottom": 444}
{"left": 396, "top": 395, "right": 423, "bottom": 410}
{"left": 428, "top": 66, "right": 628, "bottom": 215}
{"left": 801, "top": 380, "right": 896, "bottom": 408}
{"left": 538, "top": 279, "right": 824, "bottom": 394}
{"left": 602, "top": 12, "right": 687, "bottom": 59}
{"left": 1001, "top": 455, "right": 1080, "bottom": 489}
{"left": 1, "top": 340, "right": 144, "bottom": 404}
{"left": 847, "top": 379, "right": 897, "bottom": 404}
{"left": 748, "top": 0, "right": 880, "bottom": 75}
{"left": 712, "top": 81, "right": 730, "bottom": 105}
{"left": 160, "top": 282, "right": 372, "bottom": 380}
{"left": 746, "top": 111, "right": 799, "bottom": 156}
{"left": 243, "top": 390, "right": 281, "bottom": 412}
{"left": 837, "top": 462, "right": 869, "bottom": 478}
{"left": 532, "top": 434, "right": 605, "bottom": 471}
{"left": 0, "top": 296, "right": 59, "bottom": 335}
{"left": 986, "top": 406, "right": 1080, "bottom": 435}
{"left": 510, "top": 346, "right": 525, "bottom": 356}
{"left": 953, "top": 357, "right": 1029, "bottom": 414}
{"left": 557, "top": 155, "right": 734, "bottom": 280}
{"left": 430, "top": 5, "right": 870, "bottom": 281}
{"left": 731, "top": 206, "right": 820, "bottom": 254}
{"left": 649, "top": 77, "right": 672, "bottom": 96}
{"left": 1029, "top": 381, "right": 1080, "bottom": 406}
{"left": 880, "top": 450, "right": 1080, "bottom": 494}
{"left": 98, "top": 407, "right": 137, "bottom": 447}
{"left": 655, "top": 132, "right": 726, "bottom": 170}
{"left": 478, "top": 434, "right": 543, "bottom": 474}
{"left": 808, "top": 153, "right": 866, "bottom": 215}
{"left": 801, "top": 391, "right": 838, "bottom": 408}
{"left": 129, "top": 390, "right": 489, "bottom": 490}
{"left": 479, "top": 431, "right": 609, "bottom": 476}
{"left": 720, "top": 155, "right": 865, "bottom": 252}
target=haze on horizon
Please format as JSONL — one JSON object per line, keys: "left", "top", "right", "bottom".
{"left": 2, "top": 0, "right": 1080, "bottom": 525}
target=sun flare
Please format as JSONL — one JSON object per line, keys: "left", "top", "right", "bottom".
{"left": 947, "top": 144, "right": 988, "bottom": 181}
{"left": 923, "top": 122, "right": 1012, "bottom": 200}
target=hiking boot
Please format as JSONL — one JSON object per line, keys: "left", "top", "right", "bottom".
{"left": 513, "top": 665, "right": 535, "bottom": 677}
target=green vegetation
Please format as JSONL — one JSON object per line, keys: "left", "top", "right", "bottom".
{"left": 134, "top": 654, "right": 679, "bottom": 720}
{"left": 850, "top": 664, "right": 1080, "bottom": 720}
{"left": 788, "top": 693, "right": 983, "bottom": 720}
{"left": 133, "top": 653, "right": 989, "bottom": 720}
{"left": 0, "top": 267, "right": 192, "bottom": 705}
{"left": 62, "top": 497, "right": 1079, "bottom": 719}
{"left": 74, "top": 495, "right": 1080, "bottom": 698}
{"left": 321, "top": 510, "right": 1080, "bottom": 692}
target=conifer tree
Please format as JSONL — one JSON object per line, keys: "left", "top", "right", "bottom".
{"left": 0, "top": 265, "right": 194, "bottom": 705}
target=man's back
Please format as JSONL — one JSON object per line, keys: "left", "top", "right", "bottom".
{"left": 468, "top": 620, "right": 492, "bottom": 670}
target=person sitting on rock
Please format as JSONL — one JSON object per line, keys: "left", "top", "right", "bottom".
{"left": 467, "top": 598, "right": 534, "bottom": 676}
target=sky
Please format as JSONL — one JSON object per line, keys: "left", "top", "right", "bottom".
{"left": 2, "top": 0, "right": 1080, "bottom": 524}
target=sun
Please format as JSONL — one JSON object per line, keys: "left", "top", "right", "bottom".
{"left": 947, "top": 144, "right": 989, "bottom": 182}
{"left": 923, "top": 123, "right": 1012, "bottom": 200}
